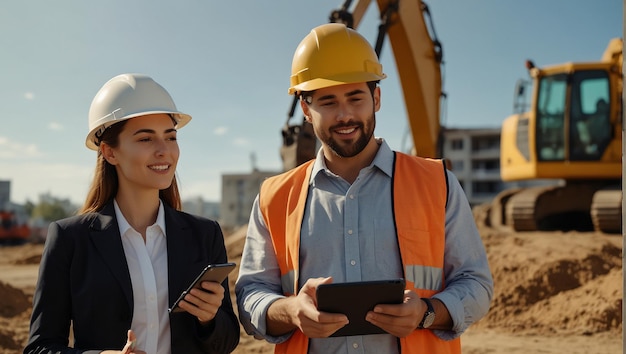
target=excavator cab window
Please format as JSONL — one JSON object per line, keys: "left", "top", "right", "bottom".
{"left": 535, "top": 70, "right": 611, "bottom": 162}
{"left": 536, "top": 74, "right": 567, "bottom": 161}
{"left": 569, "top": 70, "right": 611, "bottom": 161}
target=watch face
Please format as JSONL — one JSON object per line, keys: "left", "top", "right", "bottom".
{"left": 423, "top": 312, "right": 435, "bottom": 328}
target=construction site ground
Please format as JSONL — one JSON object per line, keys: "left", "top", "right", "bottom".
{"left": 0, "top": 218, "right": 622, "bottom": 353}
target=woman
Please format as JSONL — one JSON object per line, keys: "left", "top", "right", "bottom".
{"left": 24, "top": 73, "right": 240, "bottom": 354}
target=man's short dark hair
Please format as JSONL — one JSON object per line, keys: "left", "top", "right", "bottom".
{"left": 300, "top": 81, "right": 379, "bottom": 104}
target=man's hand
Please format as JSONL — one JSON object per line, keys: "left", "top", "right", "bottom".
{"left": 177, "top": 280, "right": 225, "bottom": 324}
{"left": 294, "top": 277, "right": 350, "bottom": 337}
{"left": 365, "top": 290, "right": 424, "bottom": 338}
{"left": 267, "top": 277, "right": 349, "bottom": 338}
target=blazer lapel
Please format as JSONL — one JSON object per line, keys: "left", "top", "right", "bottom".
{"left": 164, "top": 206, "right": 201, "bottom": 306}
{"left": 89, "top": 202, "right": 134, "bottom": 309}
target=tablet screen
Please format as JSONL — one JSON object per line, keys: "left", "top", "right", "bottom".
{"left": 316, "top": 278, "right": 405, "bottom": 337}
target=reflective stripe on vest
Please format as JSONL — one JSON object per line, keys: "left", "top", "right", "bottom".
{"left": 259, "top": 152, "right": 460, "bottom": 354}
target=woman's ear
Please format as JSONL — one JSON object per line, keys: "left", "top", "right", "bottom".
{"left": 100, "top": 143, "right": 117, "bottom": 165}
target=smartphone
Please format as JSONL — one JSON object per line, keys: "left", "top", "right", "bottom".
{"left": 169, "top": 262, "right": 236, "bottom": 313}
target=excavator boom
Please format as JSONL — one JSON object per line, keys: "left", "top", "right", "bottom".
{"left": 373, "top": 0, "right": 443, "bottom": 157}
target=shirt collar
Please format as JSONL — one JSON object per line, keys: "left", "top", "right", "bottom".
{"left": 310, "top": 137, "right": 394, "bottom": 184}
{"left": 114, "top": 199, "right": 167, "bottom": 237}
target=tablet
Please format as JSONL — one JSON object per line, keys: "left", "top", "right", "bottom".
{"left": 169, "top": 262, "right": 236, "bottom": 313}
{"left": 316, "top": 278, "right": 406, "bottom": 337}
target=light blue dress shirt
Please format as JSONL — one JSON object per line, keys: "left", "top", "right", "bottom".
{"left": 236, "top": 139, "right": 493, "bottom": 354}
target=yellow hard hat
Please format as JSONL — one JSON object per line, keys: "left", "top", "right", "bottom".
{"left": 86, "top": 73, "right": 191, "bottom": 150}
{"left": 288, "top": 23, "right": 386, "bottom": 95}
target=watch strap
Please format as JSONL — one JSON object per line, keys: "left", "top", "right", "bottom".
{"left": 418, "top": 297, "right": 435, "bottom": 329}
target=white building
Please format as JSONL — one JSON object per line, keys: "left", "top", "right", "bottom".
{"left": 220, "top": 169, "right": 280, "bottom": 228}
{"left": 443, "top": 128, "right": 503, "bottom": 206}
{"left": 442, "top": 127, "right": 547, "bottom": 207}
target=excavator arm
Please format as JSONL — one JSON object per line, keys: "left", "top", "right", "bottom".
{"left": 371, "top": 0, "right": 444, "bottom": 157}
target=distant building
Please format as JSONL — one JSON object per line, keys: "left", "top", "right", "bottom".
{"left": 183, "top": 197, "right": 221, "bottom": 221}
{"left": 220, "top": 169, "right": 280, "bottom": 228}
{"left": 442, "top": 127, "right": 550, "bottom": 207}
{"left": 0, "top": 180, "right": 30, "bottom": 228}
{"left": 0, "top": 180, "right": 10, "bottom": 208}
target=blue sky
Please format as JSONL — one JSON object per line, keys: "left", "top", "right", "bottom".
{"left": 1, "top": 0, "right": 622, "bottom": 205}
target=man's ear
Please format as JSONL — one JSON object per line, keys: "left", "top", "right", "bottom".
{"left": 100, "top": 143, "right": 117, "bottom": 165}
{"left": 300, "top": 99, "right": 312, "bottom": 123}
{"left": 373, "top": 86, "right": 381, "bottom": 112}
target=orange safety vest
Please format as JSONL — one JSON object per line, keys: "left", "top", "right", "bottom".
{"left": 259, "top": 152, "right": 461, "bottom": 354}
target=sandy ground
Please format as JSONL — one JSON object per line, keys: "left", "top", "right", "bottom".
{"left": 1, "top": 222, "right": 622, "bottom": 354}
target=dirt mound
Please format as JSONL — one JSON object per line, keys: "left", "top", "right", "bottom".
{"left": 474, "top": 227, "right": 622, "bottom": 336}
{"left": 0, "top": 281, "right": 32, "bottom": 353}
{"left": 0, "top": 243, "right": 43, "bottom": 266}
{"left": 0, "top": 330, "right": 22, "bottom": 353}
{"left": 0, "top": 282, "right": 30, "bottom": 318}
{"left": 13, "top": 255, "right": 41, "bottom": 266}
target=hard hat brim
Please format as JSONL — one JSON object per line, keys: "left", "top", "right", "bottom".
{"left": 288, "top": 72, "right": 387, "bottom": 95}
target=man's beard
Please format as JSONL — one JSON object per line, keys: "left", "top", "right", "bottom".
{"left": 321, "top": 112, "right": 376, "bottom": 158}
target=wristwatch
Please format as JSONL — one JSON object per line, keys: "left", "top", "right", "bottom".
{"left": 418, "top": 298, "right": 436, "bottom": 329}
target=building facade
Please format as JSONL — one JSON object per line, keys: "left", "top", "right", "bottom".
{"left": 0, "top": 180, "right": 10, "bottom": 209}
{"left": 442, "top": 127, "right": 549, "bottom": 207}
{"left": 443, "top": 128, "right": 503, "bottom": 206}
{"left": 220, "top": 169, "right": 280, "bottom": 228}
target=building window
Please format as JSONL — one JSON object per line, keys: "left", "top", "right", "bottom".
{"left": 471, "top": 136, "right": 500, "bottom": 151}
{"left": 472, "top": 159, "right": 499, "bottom": 172}
{"left": 451, "top": 139, "right": 464, "bottom": 150}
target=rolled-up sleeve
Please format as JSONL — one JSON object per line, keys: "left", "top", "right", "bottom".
{"left": 235, "top": 195, "right": 293, "bottom": 344}
{"left": 432, "top": 171, "right": 494, "bottom": 340}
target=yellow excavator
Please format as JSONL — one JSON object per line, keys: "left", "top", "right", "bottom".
{"left": 279, "top": 1, "right": 622, "bottom": 236}
{"left": 492, "top": 38, "right": 623, "bottom": 233}
{"left": 280, "top": 0, "right": 445, "bottom": 170}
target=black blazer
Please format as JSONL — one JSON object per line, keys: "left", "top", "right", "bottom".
{"left": 24, "top": 202, "right": 240, "bottom": 354}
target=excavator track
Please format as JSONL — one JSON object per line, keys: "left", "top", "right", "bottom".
{"left": 590, "top": 187, "right": 622, "bottom": 233}
{"left": 504, "top": 186, "right": 547, "bottom": 231}
{"left": 505, "top": 183, "right": 604, "bottom": 232}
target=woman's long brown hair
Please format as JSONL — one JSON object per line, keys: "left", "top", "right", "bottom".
{"left": 79, "top": 119, "right": 182, "bottom": 214}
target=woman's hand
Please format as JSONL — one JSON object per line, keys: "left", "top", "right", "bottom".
{"left": 176, "top": 280, "right": 225, "bottom": 324}
{"left": 101, "top": 329, "right": 146, "bottom": 354}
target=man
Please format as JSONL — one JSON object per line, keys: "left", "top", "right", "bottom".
{"left": 235, "top": 23, "right": 493, "bottom": 354}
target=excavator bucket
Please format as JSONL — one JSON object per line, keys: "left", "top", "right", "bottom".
{"left": 280, "top": 119, "right": 317, "bottom": 171}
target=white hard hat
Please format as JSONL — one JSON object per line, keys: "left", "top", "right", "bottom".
{"left": 86, "top": 73, "right": 192, "bottom": 150}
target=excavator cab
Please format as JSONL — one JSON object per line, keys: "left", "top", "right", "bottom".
{"left": 497, "top": 38, "right": 622, "bottom": 233}
{"left": 502, "top": 62, "right": 621, "bottom": 179}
